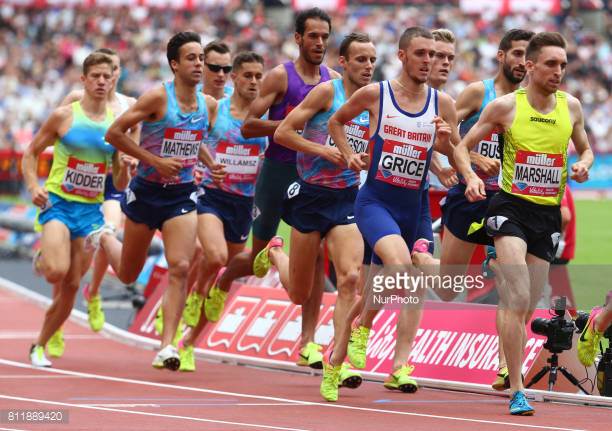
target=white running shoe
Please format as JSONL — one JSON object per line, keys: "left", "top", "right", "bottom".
{"left": 152, "top": 345, "right": 180, "bottom": 371}
{"left": 30, "top": 344, "right": 51, "bottom": 367}
{"left": 84, "top": 223, "right": 116, "bottom": 252}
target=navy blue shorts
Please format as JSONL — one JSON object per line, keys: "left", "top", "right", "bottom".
{"left": 356, "top": 186, "right": 433, "bottom": 265}
{"left": 363, "top": 239, "right": 373, "bottom": 265}
{"left": 121, "top": 177, "right": 197, "bottom": 231}
{"left": 283, "top": 180, "right": 358, "bottom": 237}
{"left": 196, "top": 186, "right": 254, "bottom": 244}
{"left": 104, "top": 173, "right": 125, "bottom": 201}
{"left": 441, "top": 183, "right": 496, "bottom": 246}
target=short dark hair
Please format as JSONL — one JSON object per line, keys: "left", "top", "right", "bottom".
{"left": 399, "top": 26, "right": 433, "bottom": 50}
{"left": 295, "top": 7, "right": 332, "bottom": 36}
{"left": 82, "top": 52, "right": 113, "bottom": 75}
{"left": 526, "top": 32, "right": 567, "bottom": 61}
{"left": 233, "top": 51, "right": 264, "bottom": 70}
{"left": 498, "top": 29, "right": 535, "bottom": 52}
{"left": 339, "top": 33, "right": 372, "bottom": 59}
{"left": 204, "top": 40, "right": 231, "bottom": 59}
{"left": 95, "top": 47, "right": 118, "bottom": 57}
{"left": 167, "top": 31, "right": 201, "bottom": 70}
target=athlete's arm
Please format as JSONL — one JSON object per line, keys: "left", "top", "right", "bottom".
{"left": 455, "top": 95, "right": 514, "bottom": 201}
{"left": 429, "top": 153, "right": 458, "bottom": 188}
{"left": 106, "top": 87, "right": 182, "bottom": 179}
{"left": 274, "top": 83, "right": 342, "bottom": 165}
{"left": 22, "top": 107, "right": 71, "bottom": 207}
{"left": 241, "top": 65, "right": 287, "bottom": 138}
{"left": 198, "top": 145, "right": 226, "bottom": 183}
{"left": 329, "top": 83, "right": 379, "bottom": 171}
{"left": 328, "top": 68, "right": 342, "bottom": 80}
{"left": 205, "top": 95, "right": 219, "bottom": 130}
{"left": 59, "top": 89, "right": 84, "bottom": 106}
{"left": 567, "top": 96, "right": 594, "bottom": 183}
{"left": 111, "top": 152, "right": 130, "bottom": 191}
{"left": 125, "top": 96, "right": 141, "bottom": 145}
{"left": 433, "top": 92, "right": 458, "bottom": 165}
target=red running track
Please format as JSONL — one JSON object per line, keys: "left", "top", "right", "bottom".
{"left": 0, "top": 286, "right": 609, "bottom": 431}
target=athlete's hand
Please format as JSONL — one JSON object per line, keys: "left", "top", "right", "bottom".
{"left": 472, "top": 153, "right": 500, "bottom": 177}
{"left": 320, "top": 147, "right": 345, "bottom": 166}
{"left": 464, "top": 176, "right": 486, "bottom": 202}
{"left": 154, "top": 157, "right": 183, "bottom": 179}
{"left": 347, "top": 153, "right": 369, "bottom": 172}
{"left": 438, "top": 167, "right": 458, "bottom": 188}
{"left": 570, "top": 161, "right": 589, "bottom": 183}
{"left": 432, "top": 116, "right": 451, "bottom": 145}
{"left": 209, "top": 163, "right": 227, "bottom": 183}
{"left": 29, "top": 185, "right": 49, "bottom": 208}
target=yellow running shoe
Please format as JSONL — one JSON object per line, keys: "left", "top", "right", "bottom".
{"left": 347, "top": 325, "right": 370, "bottom": 369}
{"left": 46, "top": 329, "right": 65, "bottom": 358}
{"left": 384, "top": 365, "right": 418, "bottom": 393}
{"left": 253, "top": 236, "right": 283, "bottom": 278}
{"left": 204, "top": 286, "right": 228, "bottom": 322}
{"left": 296, "top": 342, "right": 323, "bottom": 369}
{"left": 320, "top": 362, "right": 342, "bottom": 402}
{"left": 178, "top": 340, "right": 195, "bottom": 372}
{"left": 339, "top": 362, "right": 362, "bottom": 389}
{"left": 87, "top": 294, "right": 105, "bottom": 332}
{"left": 492, "top": 366, "right": 510, "bottom": 391}
{"left": 183, "top": 292, "right": 205, "bottom": 327}
{"left": 578, "top": 307, "right": 604, "bottom": 367}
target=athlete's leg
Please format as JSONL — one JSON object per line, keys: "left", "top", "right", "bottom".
{"left": 217, "top": 237, "right": 266, "bottom": 293}
{"left": 326, "top": 225, "right": 363, "bottom": 366}
{"left": 38, "top": 221, "right": 71, "bottom": 284}
{"left": 194, "top": 214, "right": 228, "bottom": 297}
{"left": 87, "top": 199, "right": 124, "bottom": 292}
{"left": 159, "top": 212, "right": 198, "bottom": 349}
{"left": 437, "top": 229, "right": 477, "bottom": 301}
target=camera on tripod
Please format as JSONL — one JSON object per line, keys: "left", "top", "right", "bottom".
{"left": 531, "top": 296, "right": 575, "bottom": 353}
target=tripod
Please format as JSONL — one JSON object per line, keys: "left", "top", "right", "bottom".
{"left": 526, "top": 352, "right": 589, "bottom": 394}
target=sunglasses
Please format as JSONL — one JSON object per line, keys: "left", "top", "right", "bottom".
{"left": 206, "top": 63, "right": 232, "bottom": 74}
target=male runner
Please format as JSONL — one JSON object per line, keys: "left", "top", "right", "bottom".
{"left": 92, "top": 32, "right": 220, "bottom": 371}
{"left": 177, "top": 52, "right": 267, "bottom": 371}
{"left": 23, "top": 53, "right": 126, "bottom": 367}
{"left": 202, "top": 40, "right": 234, "bottom": 99}
{"left": 330, "top": 27, "right": 456, "bottom": 393}
{"left": 207, "top": 7, "right": 340, "bottom": 369}
{"left": 254, "top": 33, "right": 376, "bottom": 401}
{"left": 456, "top": 32, "right": 593, "bottom": 415}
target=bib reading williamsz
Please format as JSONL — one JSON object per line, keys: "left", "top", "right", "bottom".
{"left": 501, "top": 88, "right": 572, "bottom": 205}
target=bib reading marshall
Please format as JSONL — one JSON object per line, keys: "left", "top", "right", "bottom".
{"left": 137, "top": 81, "right": 208, "bottom": 184}
{"left": 46, "top": 102, "right": 115, "bottom": 203}
{"left": 501, "top": 89, "right": 572, "bottom": 205}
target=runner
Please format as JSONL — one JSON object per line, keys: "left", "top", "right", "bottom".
{"left": 329, "top": 26, "right": 456, "bottom": 393}
{"left": 253, "top": 33, "right": 376, "bottom": 401}
{"left": 455, "top": 31, "right": 594, "bottom": 415}
{"left": 22, "top": 52, "right": 126, "bottom": 367}
{"left": 177, "top": 52, "right": 267, "bottom": 371}
{"left": 202, "top": 40, "right": 234, "bottom": 99}
{"left": 92, "top": 32, "right": 220, "bottom": 371}
{"left": 209, "top": 7, "right": 340, "bottom": 370}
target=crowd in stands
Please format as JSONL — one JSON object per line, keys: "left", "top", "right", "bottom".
{"left": 0, "top": 2, "right": 609, "bottom": 152}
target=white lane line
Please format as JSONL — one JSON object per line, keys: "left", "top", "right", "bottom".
{"left": 0, "top": 333, "right": 101, "bottom": 340}
{"left": 0, "top": 427, "right": 30, "bottom": 431}
{"left": 0, "top": 394, "right": 310, "bottom": 431}
{"left": 0, "top": 375, "right": 81, "bottom": 379}
{"left": 81, "top": 402, "right": 301, "bottom": 408}
{"left": 0, "top": 358, "right": 585, "bottom": 431}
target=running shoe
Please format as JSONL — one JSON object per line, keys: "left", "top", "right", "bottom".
{"left": 32, "top": 249, "right": 43, "bottom": 277}
{"left": 46, "top": 329, "right": 65, "bottom": 358}
{"left": 183, "top": 292, "right": 205, "bottom": 327}
{"left": 30, "top": 344, "right": 51, "bottom": 367}
{"left": 578, "top": 306, "right": 604, "bottom": 367}
{"left": 152, "top": 345, "right": 180, "bottom": 371}
{"left": 178, "top": 340, "right": 195, "bottom": 372}
{"left": 320, "top": 362, "right": 342, "bottom": 402}
{"left": 384, "top": 365, "right": 418, "bottom": 393}
{"left": 411, "top": 238, "right": 431, "bottom": 256}
{"left": 339, "top": 362, "right": 362, "bottom": 389}
{"left": 482, "top": 246, "right": 497, "bottom": 279}
{"left": 84, "top": 223, "right": 116, "bottom": 252}
{"left": 87, "top": 294, "right": 105, "bottom": 332}
{"left": 509, "top": 391, "right": 534, "bottom": 416}
{"left": 204, "top": 286, "right": 228, "bottom": 322}
{"left": 492, "top": 366, "right": 510, "bottom": 391}
{"left": 253, "top": 236, "right": 284, "bottom": 278}
{"left": 347, "top": 325, "right": 370, "bottom": 369}
{"left": 296, "top": 342, "right": 324, "bottom": 369}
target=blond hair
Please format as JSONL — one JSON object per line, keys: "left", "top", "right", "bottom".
{"left": 432, "top": 29, "right": 456, "bottom": 45}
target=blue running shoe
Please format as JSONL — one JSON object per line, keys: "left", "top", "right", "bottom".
{"left": 509, "top": 391, "right": 534, "bottom": 416}
{"left": 482, "top": 246, "right": 497, "bottom": 279}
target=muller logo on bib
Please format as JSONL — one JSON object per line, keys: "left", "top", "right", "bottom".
{"left": 512, "top": 150, "right": 563, "bottom": 197}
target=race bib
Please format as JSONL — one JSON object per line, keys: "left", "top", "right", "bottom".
{"left": 215, "top": 141, "right": 260, "bottom": 183}
{"left": 161, "top": 128, "right": 202, "bottom": 167}
{"left": 512, "top": 150, "right": 563, "bottom": 197}
{"left": 325, "top": 122, "right": 369, "bottom": 154}
{"left": 61, "top": 156, "right": 106, "bottom": 198}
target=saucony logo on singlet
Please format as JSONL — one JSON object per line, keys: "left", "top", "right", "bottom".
{"left": 530, "top": 117, "right": 556, "bottom": 125}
